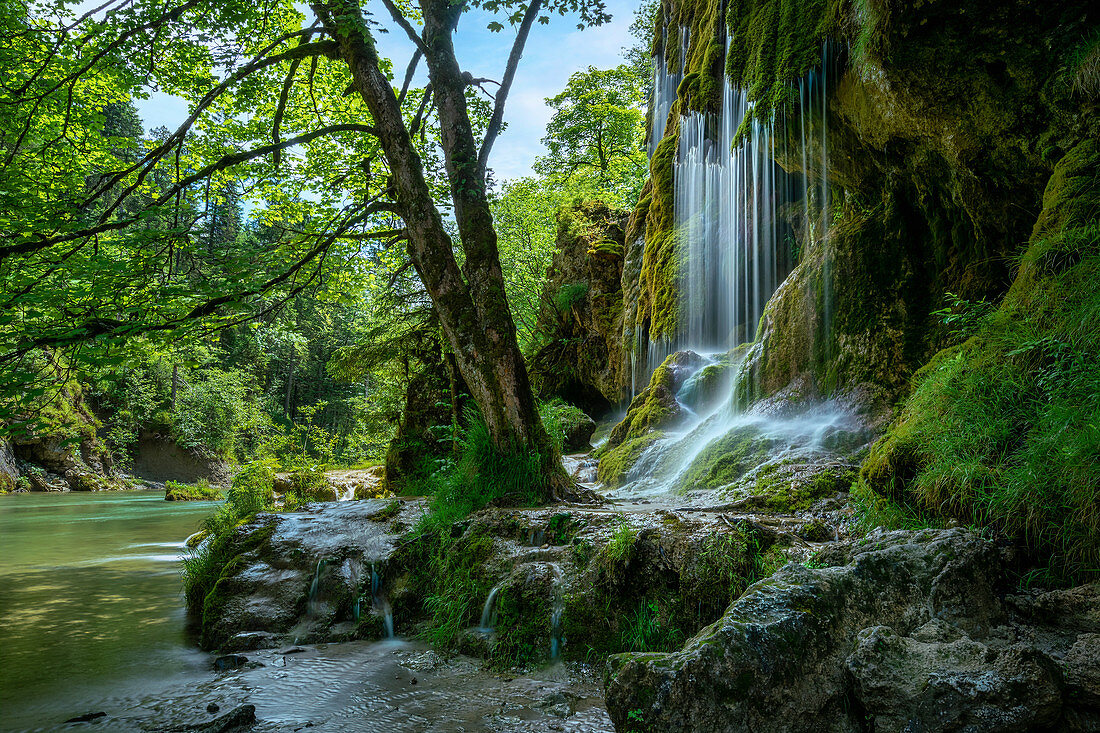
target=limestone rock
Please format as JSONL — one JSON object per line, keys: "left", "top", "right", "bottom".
{"left": 604, "top": 528, "right": 1010, "bottom": 732}
{"left": 847, "top": 626, "right": 1061, "bottom": 731}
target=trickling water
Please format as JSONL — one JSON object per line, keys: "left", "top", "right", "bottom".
{"left": 308, "top": 557, "right": 328, "bottom": 617}
{"left": 548, "top": 564, "right": 565, "bottom": 661}
{"left": 370, "top": 564, "right": 395, "bottom": 638}
{"left": 478, "top": 581, "right": 505, "bottom": 633}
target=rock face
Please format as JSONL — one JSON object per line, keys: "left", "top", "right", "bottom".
{"left": 605, "top": 528, "right": 1100, "bottom": 732}
{"left": 528, "top": 201, "right": 631, "bottom": 415}
{"left": 4, "top": 381, "right": 121, "bottom": 492}
{"left": 617, "top": 0, "right": 1099, "bottom": 413}
{"left": 199, "top": 498, "right": 420, "bottom": 651}
{"left": 130, "top": 436, "right": 230, "bottom": 486}
{"left": 195, "top": 498, "right": 806, "bottom": 669}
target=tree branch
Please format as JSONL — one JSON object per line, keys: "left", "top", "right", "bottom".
{"left": 476, "top": 0, "right": 543, "bottom": 178}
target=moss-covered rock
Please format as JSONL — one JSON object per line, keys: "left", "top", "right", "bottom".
{"left": 528, "top": 201, "right": 631, "bottom": 414}
{"left": 384, "top": 329, "right": 470, "bottom": 494}
{"left": 860, "top": 138, "right": 1100, "bottom": 576}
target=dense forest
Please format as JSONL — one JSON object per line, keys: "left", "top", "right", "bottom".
{"left": 2, "top": 0, "right": 1100, "bottom": 730}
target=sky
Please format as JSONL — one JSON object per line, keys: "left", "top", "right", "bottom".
{"left": 128, "top": 0, "right": 642, "bottom": 182}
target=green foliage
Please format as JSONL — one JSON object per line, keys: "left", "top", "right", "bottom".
{"left": 1067, "top": 29, "right": 1100, "bottom": 98}
{"left": 180, "top": 461, "right": 276, "bottom": 613}
{"left": 931, "top": 292, "right": 994, "bottom": 341}
{"left": 174, "top": 369, "right": 271, "bottom": 460}
{"left": 415, "top": 407, "right": 546, "bottom": 528}
{"left": 165, "top": 479, "right": 222, "bottom": 501}
{"left": 620, "top": 598, "right": 684, "bottom": 652}
{"left": 538, "top": 398, "right": 590, "bottom": 452}
{"left": 534, "top": 64, "right": 649, "bottom": 208}
{"left": 555, "top": 282, "right": 590, "bottom": 312}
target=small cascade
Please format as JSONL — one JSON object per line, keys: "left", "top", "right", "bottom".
{"left": 478, "top": 581, "right": 505, "bottom": 633}
{"left": 338, "top": 484, "right": 356, "bottom": 501}
{"left": 548, "top": 564, "right": 565, "bottom": 661}
{"left": 370, "top": 563, "right": 395, "bottom": 638}
{"left": 306, "top": 557, "right": 328, "bottom": 618}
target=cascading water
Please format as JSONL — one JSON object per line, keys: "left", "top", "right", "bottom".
{"left": 617, "top": 40, "right": 861, "bottom": 499}
{"left": 370, "top": 564, "right": 395, "bottom": 638}
{"left": 478, "top": 581, "right": 504, "bottom": 633}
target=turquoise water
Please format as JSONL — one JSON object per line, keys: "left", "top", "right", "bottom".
{"left": 0, "top": 490, "right": 217, "bottom": 730}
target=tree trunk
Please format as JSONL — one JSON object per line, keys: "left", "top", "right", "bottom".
{"left": 311, "top": 0, "right": 567, "bottom": 496}
{"left": 284, "top": 348, "right": 296, "bottom": 418}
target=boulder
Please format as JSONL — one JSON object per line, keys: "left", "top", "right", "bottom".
{"left": 847, "top": 625, "right": 1061, "bottom": 731}
{"left": 602, "top": 528, "right": 1038, "bottom": 726}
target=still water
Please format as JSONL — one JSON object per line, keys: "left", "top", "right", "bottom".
{"left": 0, "top": 490, "right": 216, "bottom": 730}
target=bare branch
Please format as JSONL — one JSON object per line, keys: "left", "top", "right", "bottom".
{"left": 397, "top": 49, "right": 423, "bottom": 107}
{"left": 477, "top": 0, "right": 543, "bottom": 177}
{"left": 378, "top": 0, "right": 428, "bottom": 53}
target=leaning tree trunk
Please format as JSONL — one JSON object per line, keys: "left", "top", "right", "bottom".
{"left": 312, "top": 0, "right": 568, "bottom": 495}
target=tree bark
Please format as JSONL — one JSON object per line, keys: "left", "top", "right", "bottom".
{"left": 310, "top": 0, "right": 567, "bottom": 496}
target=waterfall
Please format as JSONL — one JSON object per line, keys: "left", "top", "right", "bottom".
{"left": 611, "top": 39, "right": 855, "bottom": 500}
{"left": 647, "top": 27, "right": 688, "bottom": 158}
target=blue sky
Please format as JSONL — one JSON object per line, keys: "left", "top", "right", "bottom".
{"left": 131, "top": 0, "right": 642, "bottom": 181}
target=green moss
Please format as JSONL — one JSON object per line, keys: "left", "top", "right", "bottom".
{"left": 679, "top": 426, "right": 773, "bottom": 493}
{"left": 588, "top": 238, "right": 624, "bottom": 258}
{"left": 491, "top": 575, "right": 555, "bottom": 668}
{"left": 724, "top": 0, "right": 845, "bottom": 136}
{"left": 408, "top": 530, "right": 497, "bottom": 647}
{"left": 637, "top": 133, "right": 681, "bottom": 340}
{"left": 861, "top": 140, "right": 1100, "bottom": 580}
{"left": 597, "top": 432, "right": 662, "bottom": 488}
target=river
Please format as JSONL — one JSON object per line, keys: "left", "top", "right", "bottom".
{"left": 0, "top": 490, "right": 612, "bottom": 732}
{"left": 0, "top": 489, "right": 215, "bottom": 730}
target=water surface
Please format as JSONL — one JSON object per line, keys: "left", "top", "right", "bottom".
{"left": 0, "top": 489, "right": 216, "bottom": 730}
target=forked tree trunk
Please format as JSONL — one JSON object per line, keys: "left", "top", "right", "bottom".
{"left": 312, "top": 0, "right": 568, "bottom": 496}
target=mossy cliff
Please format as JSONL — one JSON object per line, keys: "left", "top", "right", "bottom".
{"left": 615, "top": 0, "right": 1100, "bottom": 573}
{"left": 749, "top": 0, "right": 1099, "bottom": 410}
{"left": 528, "top": 201, "right": 631, "bottom": 414}
{"left": 1, "top": 377, "right": 119, "bottom": 493}
{"left": 861, "top": 138, "right": 1100, "bottom": 575}
{"left": 627, "top": 0, "right": 1100, "bottom": 407}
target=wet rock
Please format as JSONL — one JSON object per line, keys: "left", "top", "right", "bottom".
{"left": 64, "top": 711, "right": 107, "bottom": 723}
{"left": 160, "top": 704, "right": 256, "bottom": 732}
{"left": 213, "top": 654, "right": 248, "bottom": 672}
{"left": 206, "top": 703, "right": 220, "bottom": 714}
{"left": 197, "top": 499, "right": 426, "bottom": 651}
{"left": 561, "top": 412, "right": 597, "bottom": 452}
{"left": 847, "top": 626, "right": 1062, "bottom": 731}
{"left": 1008, "top": 583, "right": 1100, "bottom": 632}
{"left": 1064, "top": 634, "right": 1100, "bottom": 707}
{"left": 220, "top": 631, "right": 278, "bottom": 652}
{"left": 604, "top": 528, "right": 1011, "bottom": 732}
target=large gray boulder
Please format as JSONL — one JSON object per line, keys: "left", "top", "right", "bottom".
{"left": 604, "top": 529, "right": 1099, "bottom": 732}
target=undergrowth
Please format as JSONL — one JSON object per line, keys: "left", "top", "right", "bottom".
{"left": 180, "top": 461, "right": 276, "bottom": 612}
